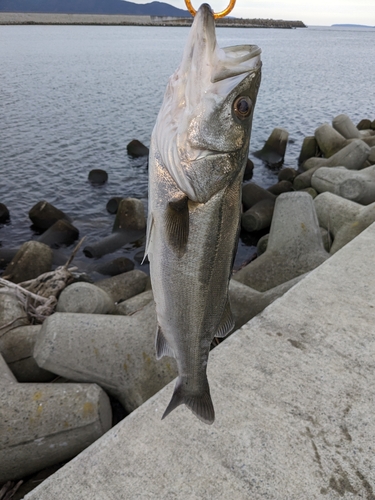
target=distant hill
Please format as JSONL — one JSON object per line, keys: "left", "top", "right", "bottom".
{"left": 331, "top": 24, "right": 375, "bottom": 28}
{"left": 0, "top": 0, "right": 191, "bottom": 16}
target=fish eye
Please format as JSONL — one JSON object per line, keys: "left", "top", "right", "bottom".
{"left": 233, "top": 96, "right": 253, "bottom": 119}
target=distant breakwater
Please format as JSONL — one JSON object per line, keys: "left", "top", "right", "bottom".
{"left": 0, "top": 12, "right": 307, "bottom": 28}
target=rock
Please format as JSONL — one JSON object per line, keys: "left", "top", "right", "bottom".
{"left": 357, "top": 119, "right": 372, "bottom": 130}
{"left": 314, "top": 123, "right": 346, "bottom": 157}
{"left": 298, "top": 136, "right": 319, "bottom": 165}
{"left": 0, "top": 325, "right": 54, "bottom": 382}
{"left": 0, "top": 381, "right": 112, "bottom": 483}
{"left": 302, "top": 139, "right": 370, "bottom": 171}
{"left": 234, "top": 192, "right": 329, "bottom": 291}
{"left": 0, "top": 352, "right": 17, "bottom": 384}
{"left": 0, "top": 202, "right": 10, "bottom": 223}
{"left": 127, "top": 139, "right": 149, "bottom": 157}
{"left": 0, "top": 290, "right": 29, "bottom": 330}
{"left": 88, "top": 169, "right": 108, "bottom": 185}
{"left": 311, "top": 165, "right": 375, "bottom": 205}
{"left": 243, "top": 158, "right": 254, "bottom": 181}
{"left": 33, "top": 304, "right": 178, "bottom": 413}
{"left": 253, "top": 127, "right": 289, "bottom": 167}
{"left": 95, "top": 257, "right": 135, "bottom": 277}
{"left": 83, "top": 198, "right": 146, "bottom": 259}
{"left": 29, "top": 201, "right": 71, "bottom": 230}
{"left": 3, "top": 241, "right": 53, "bottom": 284}
{"left": 96, "top": 269, "right": 148, "bottom": 303}
{"left": 332, "top": 113, "right": 361, "bottom": 139}
{"left": 115, "top": 290, "right": 154, "bottom": 315}
{"left": 56, "top": 282, "right": 116, "bottom": 314}
{"left": 38, "top": 219, "right": 79, "bottom": 248}
{"left": 242, "top": 183, "right": 275, "bottom": 211}
{"left": 106, "top": 197, "right": 123, "bottom": 214}
{"left": 314, "top": 192, "right": 375, "bottom": 253}
{"left": 241, "top": 199, "right": 275, "bottom": 232}
{"left": 278, "top": 167, "right": 298, "bottom": 183}
{"left": 267, "top": 180, "right": 294, "bottom": 196}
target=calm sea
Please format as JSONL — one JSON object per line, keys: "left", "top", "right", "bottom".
{"left": 1, "top": 24, "right": 374, "bottom": 275}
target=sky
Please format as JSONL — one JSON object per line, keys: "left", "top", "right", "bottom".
{"left": 147, "top": 0, "right": 375, "bottom": 26}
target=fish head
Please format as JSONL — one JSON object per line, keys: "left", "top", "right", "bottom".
{"left": 154, "top": 3, "right": 262, "bottom": 203}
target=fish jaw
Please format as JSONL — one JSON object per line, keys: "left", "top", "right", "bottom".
{"left": 154, "top": 3, "right": 262, "bottom": 203}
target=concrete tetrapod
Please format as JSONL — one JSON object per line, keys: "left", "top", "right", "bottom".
{"left": 312, "top": 165, "right": 375, "bottom": 205}
{"left": 0, "top": 353, "right": 112, "bottom": 483}
{"left": 233, "top": 192, "right": 330, "bottom": 291}
{"left": 302, "top": 139, "right": 370, "bottom": 171}
{"left": 33, "top": 302, "right": 178, "bottom": 413}
{"left": 23, "top": 224, "right": 375, "bottom": 500}
{"left": 332, "top": 113, "right": 361, "bottom": 139}
{"left": 314, "top": 123, "right": 346, "bottom": 157}
{"left": 314, "top": 192, "right": 375, "bottom": 253}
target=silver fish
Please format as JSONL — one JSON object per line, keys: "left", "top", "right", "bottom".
{"left": 146, "top": 3, "right": 261, "bottom": 424}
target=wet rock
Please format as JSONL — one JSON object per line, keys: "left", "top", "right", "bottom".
{"left": 243, "top": 158, "right": 254, "bottom": 181}
{"left": 115, "top": 289, "right": 154, "bottom": 315}
{"left": 241, "top": 199, "right": 275, "bottom": 232}
{"left": 96, "top": 269, "right": 148, "bottom": 304}
{"left": 267, "top": 180, "right": 294, "bottom": 196}
{"left": 95, "top": 257, "right": 135, "bottom": 277}
{"left": 234, "top": 192, "right": 329, "bottom": 291}
{"left": 88, "top": 169, "right": 108, "bottom": 185}
{"left": 56, "top": 282, "right": 116, "bottom": 314}
{"left": 106, "top": 197, "right": 123, "bottom": 214}
{"left": 253, "top": 127, "right": 289, "bottom": 167}
{"left": 38, "top": 219, "right": 79, "bottom": 248}
{"left": 29, "top": 201, "right": 71, "bottom": 230}
{"left": 242, "top": 182, "right": 275, "bottom": 211}
{"left": 33, "top": 304, "right": 177, "bottom": 413}
{"left": 357, "top": 119, "right": 372, "bottom": 130}
{"left": 278, "top": 167, "right": 298, "bottom": 183}
{"left": 127, "top": 139, "right": 149, "bottom": 157}
{"left": 0, "top": 202, "right": 10, "bottom": 223}
{"left": 83, "top": 198, "right": 146, "bottom": 259}
{"left": 314, "top": 123, "right": 346, "bottom": 157}
{"left": 298, "top": 136, "right": 319, "bottom": 165}
{"left": 312, "top": 165, "right": 375, "bottom": 205}
{"left": 0, "top": 325, "right": 54, "bottom": 382}
{"left": 302, "top": 139, "right": 370, "bottom": 171}
{"left": 0, "top": 380, "right": 112, "bottom": 483}
{"left": 314, "top": 192, "right": 375, "bottom": 253}
{"left": 3, "top": 241, "right": 53, "bottom": 284}
{"left": 332, "top": 114, "right": 361, "bottom": 139}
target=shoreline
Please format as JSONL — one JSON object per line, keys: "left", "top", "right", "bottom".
{"left": 0, "top": 12, "right": 307, "bottom": 28}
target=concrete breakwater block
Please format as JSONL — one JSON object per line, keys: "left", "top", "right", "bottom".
{"left": 0, "top": 324, "right": 54, "bottom": 382}
{"left": 234, "top": 192, "right": 329, "bottom": 291}
{"left": 33, "top": 303, "right": 178, "bottom": 413}
{"left": 253, "top": 127, "right": 289, "bottom": 167}
{"left": 314, "top": 123, "right": 346, "bottom": 157}
{"left": 332, "top": 113, "right": 361, "bottom": 139}
{"left": 302, "top": 139, "right": 370, "bottom": 171}
{"left": 115, "top": 289, "right": 154, "bottom": 315}
{"left": 28, "top": 200, "right": 71, "bottom": 230}
{"left": 0, "top": 378, "right": 112, "bottom": 483}
{"left": 0, "top": 291, "right": 29, "bottom": 330}
{"left": 3, "top": 241, "right": 53, "bottom": 284}
{"left": 96, "top": 269, "right": 148, "bottom": 304}
{"left": 0, "top": 352, "right": 17, "bottom": 384}
{"left": 24, "top": 224, "right": 375, "bottom": 500}
{"left": 314, "top": 192, "right": 375, "bottom": 253}
{"left": 242, "top": 182, "right": 275, "bottom": 211}
{"left": 56, "top": 282, "right": 116, "bottom": 314}
{"left": 312, "top": 165, "right": 375, "bottom": 205}
{"left": 241, "top": 198, "right": 275, "bottom": 232}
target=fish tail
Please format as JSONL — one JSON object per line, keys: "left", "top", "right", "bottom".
{"left": 162, "top": 377, "right": 215, "bottom": 425}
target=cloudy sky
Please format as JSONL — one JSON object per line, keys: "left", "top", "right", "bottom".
{"left": 149, "top": 0, "right": 375, "bottom": 26}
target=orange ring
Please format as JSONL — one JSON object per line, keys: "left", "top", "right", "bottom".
{"left": 185, "top": 0, "right": 236, "bottom": 19}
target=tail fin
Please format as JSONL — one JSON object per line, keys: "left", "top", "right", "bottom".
{"left": 162, "top": 378, "right": 215, "bottom": 425}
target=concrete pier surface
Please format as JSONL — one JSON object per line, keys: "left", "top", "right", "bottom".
{"left": 25, "top": 224, "right": 375, "bottom": 499}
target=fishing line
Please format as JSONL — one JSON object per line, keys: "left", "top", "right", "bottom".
{"left": 185, "top": 0, "right": 236, "bottom": 19}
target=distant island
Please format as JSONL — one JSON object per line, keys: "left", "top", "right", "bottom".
{"left": 331, "top": 24, "right": 375, "bottom": 28}
{"left": 0, "top": 0, "right": 306, "bottom": 28}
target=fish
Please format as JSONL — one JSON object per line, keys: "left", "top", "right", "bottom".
{"left": 145, "top": 3, "right": 262, "bottom": 424}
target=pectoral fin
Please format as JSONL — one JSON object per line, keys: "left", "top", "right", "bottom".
{"left": 155, "top": 325, "right": 175, "bottom": 360}
{"left": 215, "top": 299, "right": 235, "bottom": 338}
{"left": 165, "top": 195, "right": 189, "bottom": 257}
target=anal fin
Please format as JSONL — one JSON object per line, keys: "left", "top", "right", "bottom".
{"left": 165, "top": 195, "right": 189, "bottom": 257}
{"left": 155, "top": 325, "right": 175, "bottom": 360}
{"left": 215, "top": 299, "right": 235, "bottom": 338}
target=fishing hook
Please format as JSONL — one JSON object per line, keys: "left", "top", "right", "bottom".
{"left": 185, "top": 0, "right": 236, "bottom": 19}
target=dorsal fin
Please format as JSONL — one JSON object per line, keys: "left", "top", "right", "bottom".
{"left": 215, "top": 299, "right": 235, "bottom": 338}
{"left": 155, "top": 325, "right": 175, "bottom": 360}
{"left": 165, "top": 195, "right": 189, "bottom": 257}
